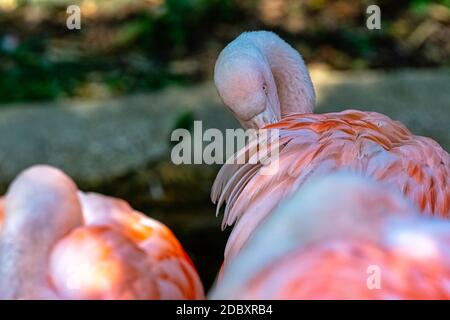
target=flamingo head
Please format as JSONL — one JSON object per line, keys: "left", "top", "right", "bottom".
{"left": 214, "top": 40, "right": 281, "bottom": 129}
{"left": 214, "top": 31, "right": 316, "bottom": 129}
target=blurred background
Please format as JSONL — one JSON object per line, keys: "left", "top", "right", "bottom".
{"left": 0, "top": 0, "right": 449, "bottom": 289}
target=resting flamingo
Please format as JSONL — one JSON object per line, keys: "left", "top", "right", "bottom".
{"left": 212, "top": 31, "right": 450, "bottom": 269}
{"left": 211, "top": 173, "right": 450, "bottom": 299}
{"left": 0, "top": 165, "right": 204, "bottom": 299}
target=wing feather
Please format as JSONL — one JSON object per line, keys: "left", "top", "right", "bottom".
{"left": 212, "top": 110, "right": 450, "bottom": 264}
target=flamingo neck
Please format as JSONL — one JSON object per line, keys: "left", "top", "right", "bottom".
{"left": 245, "top": 32, "right": 316, "bottom": 116}
{"left": 0, "top": 166, "right": 83, "bottom": 297}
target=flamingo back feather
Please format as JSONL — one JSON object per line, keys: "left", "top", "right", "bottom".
{"left": 212, "top": 173, "right": 450, "bottom": 299}
{"left": 0, "top": 167, "right": 204, "bottom": 300}
{"left": 212, "top": 110, "right": 450, "bottom": 265}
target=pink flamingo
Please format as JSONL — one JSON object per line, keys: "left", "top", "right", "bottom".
{"left": 0, "top": 165, "right": 204, "bottom": 299}
{"left": 212, "top": 31, "right": 449, "bottom": 269}
{"left": 211, "top": 173, "right": 450, "bottom": 299}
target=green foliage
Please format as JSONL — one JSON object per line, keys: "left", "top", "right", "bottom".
{"left": 147, "top": 0, "right": 237, "bottom": 56}
{"left": 0, "top": 41, "right": 61, "bottom": 102}
{"left": 169, "top": 110, "right": 195, "bottom": 147}
{"left": 0, "top": 0, "right": 239, "bottom": 104}
{"left": 0, "top": 0, "right": 448, "bottom": 105}
{"left": 411, "top": 0, "right": 450, "bottom": 15}
{"left": 172, "top": 110, "right": 195, "bottom": 132}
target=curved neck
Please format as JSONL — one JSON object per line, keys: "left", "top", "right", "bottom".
{"left": 245, "top": 31, "right": 316, "bottom": 115}
{"left": 0, "top": 167, "right": 83, "bottom": 298}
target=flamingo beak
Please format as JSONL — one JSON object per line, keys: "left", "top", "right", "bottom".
{"left": 242, "top": 91, "right": 280, "bottom": 129}
{"left": 241, "top": 108, "right": 278, "bottom": 129}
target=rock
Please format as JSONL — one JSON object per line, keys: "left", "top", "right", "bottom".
{"left": 0, "top": 86, "right": 233, "bottom": 190}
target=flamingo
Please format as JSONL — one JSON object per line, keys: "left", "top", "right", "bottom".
{"left": 212, "top": 31, "right": 450, "bottom": 269}
{"left": 211, "top": 173, "right": 450, "bottom": 299}
{"left": 0, "top": 165, "right": 204, "bottom": 299}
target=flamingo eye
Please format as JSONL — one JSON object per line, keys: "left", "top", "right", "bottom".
{"left": 262, "top": 84, "right": 268, "bottom": 94}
